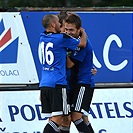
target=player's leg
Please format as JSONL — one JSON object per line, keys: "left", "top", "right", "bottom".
{"left": 83, "top": 115, "right": 94, "bottom": 133}
{"left": 60, "top": 115, "right": 71, "bottom": 133}
{"left": 51, "top": 85, "right": 70, "bottom": 133}
{"left": 82, "top": 86, "right": 95, "bottom": 133}
{"left": 41, "top": 86, "right": 65, "bottom": 133}
{"left": 40, "top": 88, "right": 62, "bottom": 132}
{"left": 71, "top": 112, "right": 90, "bottom": 133}
{"left": 41, "top": 87, "right": 59, "bottom": 133}
{"left": 60, "top": 87, "right": 71, "bottom": 133}
{"left": 43, "top": 118, "right": 61, "bottom": 133}
{"left": 70, "top": 84, "right": 91, "bottom": 133}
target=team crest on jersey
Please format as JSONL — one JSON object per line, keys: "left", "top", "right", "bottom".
{"left": 74, "top": 47, "right": 81, "bottom": 56}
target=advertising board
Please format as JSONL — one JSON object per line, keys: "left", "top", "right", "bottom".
{"left": 0, "top": 13, "right": 39, "bottom": 84}
{"left": 0, "top": 12, "right": 132, "bottom": 84}
{"left": 0, "top": 89, "right": 133, "bottom": 133}
{"left": 21, "top": 11, "right": 133, "bottom": 83}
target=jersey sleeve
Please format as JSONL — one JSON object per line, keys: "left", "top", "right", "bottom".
{"left": 71, "top": 46, "right": 87, "bottom": 62}
{"left": 62, "top": 33, "right": 80, "bottom": 50}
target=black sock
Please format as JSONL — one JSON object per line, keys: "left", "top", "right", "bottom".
{"left": 43, "top": 120, "right": 60, "bottom": 133}
{"left": 60, "top": 126, "right": 70, "bottom": 133}
{"left": 86, "top": 122, "right": 95, "bottom": 133}
{"left": 74, "top": 118, "right": 90, "bottom": 133}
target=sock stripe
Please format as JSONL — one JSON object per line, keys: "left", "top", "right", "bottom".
{"left": 60, "top": 126, "right": 70, "bottom": 131}
{"left": 74, "top": 118, "right": 83, "bottom": 125}
{"left": 49, "top": 121, "right": 60, "bottom": 132}
{"left": 86, "top": 121, "right": 91, "bottom": 126}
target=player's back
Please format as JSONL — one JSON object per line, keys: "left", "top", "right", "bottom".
{"left": 39, "top": 31, "right": 80, "bottom": 88}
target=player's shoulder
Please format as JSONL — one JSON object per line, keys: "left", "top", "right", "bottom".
{"left": 62, "top": 32, "right": 74, "bottom": 39}
{"left": 40, "top": 31, "right": 62, "bottom": 37}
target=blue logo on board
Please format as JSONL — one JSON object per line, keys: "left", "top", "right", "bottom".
{"left": 0, "top": 19, "right": 19, "bottom": 63}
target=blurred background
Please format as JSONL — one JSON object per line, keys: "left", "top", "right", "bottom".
{"left": 0, "top": 0, "right": 132, "bottom": 9}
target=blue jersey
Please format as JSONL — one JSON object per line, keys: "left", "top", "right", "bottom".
{"left": 69, "top": 39, "right": 95, "bottom": 88}
{"left": 39, "top": 31, "right": 80, "bottom": 88}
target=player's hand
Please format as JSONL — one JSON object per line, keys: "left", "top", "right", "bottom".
{"left": 92, "top": 66, "right": 97, "bottom": 75}
{"left": 80, "top": 28, "right": 87, "bottom": 38}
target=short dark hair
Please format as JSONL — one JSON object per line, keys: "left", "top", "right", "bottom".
{"left": 65, "top": 13, "right": 81, "bottom": 29}
{"left": 42, "top": 14, "right": 56, "bottom": 28}
{"left": 57, "top": 11, "right": 68, "bottom": 27}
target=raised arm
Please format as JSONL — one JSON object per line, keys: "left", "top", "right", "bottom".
{"left": 78, "top": 28, "right": 87, "bottom": 47}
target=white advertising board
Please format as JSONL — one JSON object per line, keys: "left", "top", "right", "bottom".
{"left": 0, "top": 13, "right": 39, "bottom": 84}
{"left": 0, "top": 88, "right": 133, "bottom": 133}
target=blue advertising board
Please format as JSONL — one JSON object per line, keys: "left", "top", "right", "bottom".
{"left": 79, "top": 12, "right": 132, "bottom": 83}
{"left": 132, "top": 13, "right": 133, "bottom": 82}
{"left": 21, "top": 11, "right": 133, "bottom": 83}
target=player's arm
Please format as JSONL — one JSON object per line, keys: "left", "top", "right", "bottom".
{"left": 67, "top": 56, "right": 74, "bottom": 68}
{"left": 78, "top": 28, "right": 87, "bottom": 48}
{"left": 67, "top": 57, "right": 98, "bottom": 76}
{"left": 67, "top": 56, "right": 78, "bottom": 68}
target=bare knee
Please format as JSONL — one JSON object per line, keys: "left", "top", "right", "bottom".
{"left": 71, "top": 112, "right": 82, "bottom": 122}
{"left": 51, "top": 115, "right": 63, "bottom": 126}
{"left": 62, "top": 115, "right": 71, "bottom": 127}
